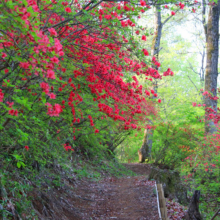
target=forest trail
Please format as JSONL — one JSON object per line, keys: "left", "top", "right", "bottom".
{"left": 34, "top": 163, "right": 160, "bottom": 220}
{"left": 122, "top": 163, "right": 152, "bottom": 176}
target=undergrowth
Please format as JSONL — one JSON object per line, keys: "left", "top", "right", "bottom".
{"left": 0, "top": 153, "right": 135, "bottom": 219}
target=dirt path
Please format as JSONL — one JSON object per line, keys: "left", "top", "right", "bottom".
{"left": 34, "top": 163, "right": 159, "bottom": 220}
{"left": 122, "top": 163, "right": 152, "bottom": 176}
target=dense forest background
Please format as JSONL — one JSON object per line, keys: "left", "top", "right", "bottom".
{"left": 1, "top": 0, "right": 220, "bottom": 219}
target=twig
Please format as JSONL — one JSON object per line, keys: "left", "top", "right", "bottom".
{"left": 187, "top": 75, "right": 198, "bottom": 92}
{"left": 210, "top": 208, "right": 220, "bottom": 220}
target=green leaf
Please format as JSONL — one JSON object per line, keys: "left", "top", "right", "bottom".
{"left": 17, "top": 162, "right": 21, "bottom": 168}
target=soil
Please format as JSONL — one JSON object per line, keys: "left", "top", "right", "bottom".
{"left": 33, "top": 163, "right": 160, "bottom": 220}
{"left": 122, "top": 163, "right": 152, "bottom": 176}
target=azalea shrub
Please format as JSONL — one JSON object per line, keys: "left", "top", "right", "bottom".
{"left": 0, "top": 0, "right": 163, "bottom": 161}
{"left": 0, "top": 0, "right": 197, "bottom": 165}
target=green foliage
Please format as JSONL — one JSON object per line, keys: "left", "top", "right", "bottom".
{"left": 152, "top": 121, "right": 203, "bottom": 169}
{"left": 12, "top": 153, "right": 26, "bottom": 169}
{"left": 0, "top": 168, "right": 35, "bottom": 219}
{"left": 181, "top": 134, "right": 220, "bottom": 218}
{"left": 115, "top": 129, "right": 144, "bottom": 163}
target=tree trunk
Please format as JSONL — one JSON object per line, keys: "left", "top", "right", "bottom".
{"left": 184, "top": 190, "right": 203, "bottom": 220}
{"left": 151, "top": 6, "right": 162, "bottom": 59}
{"left": 138, "top": 129, "right": 148, "bottom": 162}
{"left": 139, "top": 6, "right": 162, "bottom": 161}
{"left": 204, "top": 0, "right": 220, "bottom": 134}
{"left": 202, "top": 0, "right": 207, "bottom": 42}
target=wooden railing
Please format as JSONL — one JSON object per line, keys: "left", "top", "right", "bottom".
{"left": 156, "top": 183, "right": 169, "bottom": 220}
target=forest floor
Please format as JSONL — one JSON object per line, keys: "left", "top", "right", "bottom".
{"left": 33, "top": 163, "right": 160, "bottom": 220}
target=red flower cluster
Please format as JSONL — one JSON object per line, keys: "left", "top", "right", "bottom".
{"left": 64, "top": 143, "right": 74, "bottom": 151}
{"left": 152, "top": 56, "right": 160, "bottom": 68}
{"left": 0, "top": 89, "right": 4, "bottom": 102}
{"left": 46, "top": 103, "right": 63, "bottom": 117}
{"left": 179, "top": 2, "right": 185, "bottom": 9}
{"left": 143, "top": 49, "right": 149, "bottom": 56}
{"left": 65, "top": 7, "right": 72, "bottom": 13}
{"left": 163, "top": 68, "right": 174, "bottom": 76}
{"left": 8, "top": 109, "right": 18, "bottom": 116}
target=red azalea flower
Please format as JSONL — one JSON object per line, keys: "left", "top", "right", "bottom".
{"left": 65, "top": 7, "right": 71, "bottom": 13}
{"left": 142, "top": 35, "right": 146, "bottom": 41}
{"left": 2, "top": 52, "right": 7, "bottom": 58}
{"left": 143, "top": 49, "right": 149, "bottom": 56}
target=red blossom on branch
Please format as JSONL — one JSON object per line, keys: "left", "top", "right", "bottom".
{"left": 142, "top": 35, "right": 146, "bottom": 41}
{"left": 65, "top": 7, "right": 72, "bottom": 13}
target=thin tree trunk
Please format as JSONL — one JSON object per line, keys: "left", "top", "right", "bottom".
{"left": 204, "top": 0, "right": 220, "bottom": 134}
{"left": 200, "top": 48, "right": 205, "bottom": 82}
{"left": 151, "top": 6, "right": 162, "bottom": 59}
{"left": 139, "top": 6, "right": 162, "bottom": 162}
{"left": 138, "top": 129, "right": 148, "bottom": 162}
{"left": 202, "top": 0, "right": 207, "bottom": 42}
